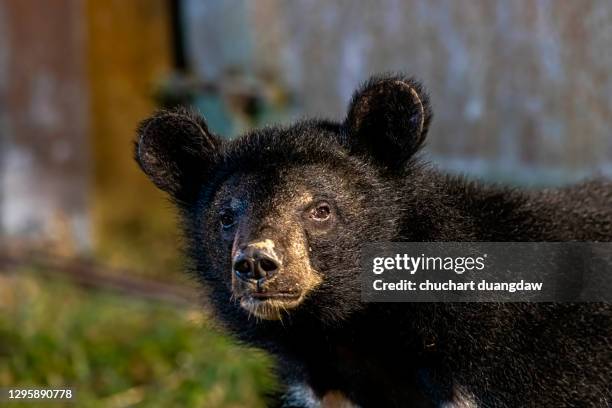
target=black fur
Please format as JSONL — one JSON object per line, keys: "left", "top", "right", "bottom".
{"left": 135, "top": 74, "right": 612, "bottom": 407}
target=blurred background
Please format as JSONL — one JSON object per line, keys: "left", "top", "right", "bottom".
{"left": 1, "top": 1, "right": 611, "bottom": 406}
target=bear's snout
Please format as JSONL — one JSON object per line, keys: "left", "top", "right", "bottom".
{"left": 230, "top": 236, "right": 322, "bottom": 320}
{"left": 233, "top": 241, "right": 282, "bottom": 285}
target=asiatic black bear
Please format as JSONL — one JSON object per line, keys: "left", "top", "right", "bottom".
{"left": 135, "top": 74, "right": 612, "bottom": 407}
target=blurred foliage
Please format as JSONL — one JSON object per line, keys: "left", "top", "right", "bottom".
{"left": 93, "top": 194, "right": 183, "bottom": 281}
{"left": 0, "top": 272, "right": 276, "bottom": 407}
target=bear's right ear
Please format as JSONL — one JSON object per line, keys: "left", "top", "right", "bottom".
{"left": 135, "top": 109, "right": 221, "bottom": 202}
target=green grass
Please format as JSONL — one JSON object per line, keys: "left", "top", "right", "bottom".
{"left": 0, "top": 272, "right": 276, "bottom": 407}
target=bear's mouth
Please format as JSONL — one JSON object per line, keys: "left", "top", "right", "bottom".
{"left": 249, "top": 291, "right": 301, "bottom": 300}
{"left": 239, "top": 291, "right": 304, "bottom": 320}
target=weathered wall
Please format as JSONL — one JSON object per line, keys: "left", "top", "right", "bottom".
{"left": 1, "top": 1, "right": 611, "bottom": 253}
{"left": 0, "top": 0, "right": 90, "bottom": 251}
{"left": 185, "top": 0, "right": 612, "bottom": 184}
{"left": 0, "top": 1, "right": 179, "bottom": 270}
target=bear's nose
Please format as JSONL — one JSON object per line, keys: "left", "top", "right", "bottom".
{"left": 233, "top": 249, "right": 281, "bottom": 283}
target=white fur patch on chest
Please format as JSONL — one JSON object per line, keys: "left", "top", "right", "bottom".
{"left": 440, "top": 385, "right": 478, "bottom": 408}
{"left": 283, "top": 383, "right": 320, "bottom": 408}
{"left": 283, "top": 383, "right": 360, "bottom": 408}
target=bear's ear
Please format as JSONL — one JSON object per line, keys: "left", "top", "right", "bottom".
{"left": 135, "top": 109, "right": 221, "bottom": 202}
{"left": 343, "top": 75, "right": 432, "bottom": 169}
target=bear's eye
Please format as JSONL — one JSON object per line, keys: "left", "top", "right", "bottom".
{"left": 309, "top": 202, "right": 331, "bottom": 221}
{"left": 219, "top": 210, "right": 236, "bottom": 229}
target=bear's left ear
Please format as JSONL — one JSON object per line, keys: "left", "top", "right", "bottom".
{"left": 342, "top": 75, "right": 432, "bottom": 169}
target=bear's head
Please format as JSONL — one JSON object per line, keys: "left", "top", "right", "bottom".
{"left": 135, "top": 75, "right": 431, "bottom": 325}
